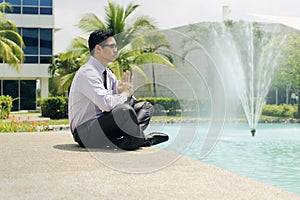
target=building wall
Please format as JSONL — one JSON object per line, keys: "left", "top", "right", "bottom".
{"left": 0, "top": 0, "right": 53, "bottom": 111}
{"left": 133, "top": 22, "right": 300, "bottom": 118}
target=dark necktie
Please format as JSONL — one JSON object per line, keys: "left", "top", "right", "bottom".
{"left": 103, "top": 70, "right": 107, "bottom": 89}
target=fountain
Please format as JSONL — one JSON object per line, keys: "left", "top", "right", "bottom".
{"left": 185, "top": 21, "right": 286, "bottom": 136}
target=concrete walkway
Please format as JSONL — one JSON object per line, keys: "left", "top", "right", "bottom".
{"left": 1, "top": 131, "right": 299, "bottom": 200}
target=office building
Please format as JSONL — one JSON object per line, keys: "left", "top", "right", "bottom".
{"left": 0, "top": 0, "right": 53, "bottom": 111}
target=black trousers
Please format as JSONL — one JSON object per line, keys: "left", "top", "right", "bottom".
{"left": 72, "top": 102, "right": 154, "bottom": 150}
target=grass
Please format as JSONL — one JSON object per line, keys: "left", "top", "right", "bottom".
{"left": 46, "top": 118, "right": 69, "bottom": 125}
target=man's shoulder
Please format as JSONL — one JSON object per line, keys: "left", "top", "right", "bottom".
{"left": 78, "top": 63, "right": 101, "bottom": 76}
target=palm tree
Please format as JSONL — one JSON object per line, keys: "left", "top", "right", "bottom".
{"left": 49, "top": 37, "right": 89, "bottom": 95}
{"left": 125, "top": 31, "right": 174, "bottom": 94}
{"left": 0, "top": 2, "right": 24, "bottom": 71}
{"left": 52, "top": 0, "right": 174, "bottom": 93}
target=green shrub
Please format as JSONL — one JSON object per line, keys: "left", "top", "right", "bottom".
{"left": 262, "top": 104, "right": 297, "bottom": 118}
{"left": 136, "top": 97, "right": 180, "bottom": 116}
{"left": 0, "top": 95, "right": 13, "bottom": 119}
{"left": 136, "top": 97, "right": 210, "bottom": 116}
{"left": 41, "top": 97, "right": 68, "bottom": 119}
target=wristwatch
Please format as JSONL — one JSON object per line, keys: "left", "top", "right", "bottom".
{"left": 128, "top": 95, "right": 136, "bottom": 106}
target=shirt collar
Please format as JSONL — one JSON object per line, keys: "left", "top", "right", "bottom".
{"left": 88, "top": 56, "right": 106, "bottom": 74}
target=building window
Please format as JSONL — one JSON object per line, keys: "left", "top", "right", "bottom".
{"left": 39, "top": 7, "right": 51, "bottom": 14}
{"left": 23, "top": 0, "right": 38, "bottom": 6}
{"left": 4, "top": 0, "right": 21, "bottom": 13}
{"left": 2, "top": 80, "right": 19, "bottom": 111}
{"left": 22, "top": 6, "right": 38, "bottom": 14}
{"left": 40, "top": 29, "right": 52, "bottom": 55}
{"left": 20, "top": 28, "right": 53, "bottom": 64}
{"left": 3, "top": 0, "right": 52, "bottom": 15}
{"left": 1, "top": 80, "right": 36, "bottom": 111}
{"left": 40, "top": 0, "right": 52, "bottom": 6}
{"left": 40, "top": 56, "right": 52, "bottom": 63}
{"left": 22, "top": 28, "right": 38, "bottom": 55}
{"left": 4, "top": 0, "right": 20, "bottom": 4}
{"left": 25, "top": 56, "right": 39, "bottom": 63}
{"left": 4, "top": 0, "right": 20, "bottom": 5}
{"left": 20, "top": 80, "right": 36, "bottom": 110}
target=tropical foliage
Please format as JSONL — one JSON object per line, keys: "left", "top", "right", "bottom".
{"left": 0, "top": 95, "right": 13, "bottom": 119}
{"left": 50, "top": 0, "right": 174, "bottom": 95}
{"left": 273, "top": 33, "right": 300, "bottom": 117}
{"left": 0, "top": 2, "right": 24, "bottom": 71}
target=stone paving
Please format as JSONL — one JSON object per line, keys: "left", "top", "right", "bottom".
{"left": 1, "top": 131, "right": 300, "bottom": 199}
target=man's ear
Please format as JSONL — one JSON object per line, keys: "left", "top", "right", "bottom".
{"left": 98, "top": 45, "right": 103, "bottom": 52}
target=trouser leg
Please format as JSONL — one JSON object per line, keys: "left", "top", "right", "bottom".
{"left": 73, "top": 104, "right": 145, "bottom": 150}
{"left": 133, "top": 101, "right": 154, "bottom": 131}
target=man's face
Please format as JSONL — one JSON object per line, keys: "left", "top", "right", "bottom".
{"left": 98, "top": 36, "right": 117, "bottom": 64}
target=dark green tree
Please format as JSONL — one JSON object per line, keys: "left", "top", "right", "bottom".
{"left": 273, "top": 33, "right": 300, "bottom": 117}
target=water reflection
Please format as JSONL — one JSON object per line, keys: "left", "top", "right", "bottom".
{"left": 148, "top": 123, "right": 300, "bottom": 195}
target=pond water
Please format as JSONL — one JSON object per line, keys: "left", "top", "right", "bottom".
{"left": 146, "top": 122, "right": 300, "bottom": 195}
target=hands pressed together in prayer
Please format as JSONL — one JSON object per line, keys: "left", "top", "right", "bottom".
{"left": 118, "top": 70, "right": 133, "bottom": 97}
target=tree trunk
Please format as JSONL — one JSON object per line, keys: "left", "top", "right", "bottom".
{"left": 275, "top": 88, "right": 278, "bottom": 105}
{"left": 286, "top": 87, "right": 289, "bottom": 104}
{"left": 152, "top": 64, "right": 156, "bottom": 97}
{"left": 298, "top": 98, "right": 300, "bottom": 119}
{"left": 297, "top": 91, "right": 300, "bottom": 119}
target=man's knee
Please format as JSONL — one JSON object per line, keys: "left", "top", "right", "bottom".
{"left": 112, "top": 104, "right": 136, "bottom": 117}
{"left": 111, "top": 104, "right": 138, "bottom": 126}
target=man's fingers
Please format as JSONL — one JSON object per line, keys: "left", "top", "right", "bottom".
{"left": 122, "top": 70, "right": 132, "bottom": 83}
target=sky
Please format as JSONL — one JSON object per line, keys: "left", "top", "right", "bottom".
{"left": 54, "top": 0, "right": 300, "bottom": 54}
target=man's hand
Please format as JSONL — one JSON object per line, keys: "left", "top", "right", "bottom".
{"left": 118, "top": 70, "right": 133, "bottom": 97}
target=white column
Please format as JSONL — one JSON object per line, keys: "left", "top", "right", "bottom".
{"left": 40, "top": 78, "right": 49, "bottom": 99}
{"left": 222, "top": 6, "right": 231, "bottom": 21}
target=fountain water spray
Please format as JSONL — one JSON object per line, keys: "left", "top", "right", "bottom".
{"left": 189, "top": 21, "right": 286, "bottom": 136}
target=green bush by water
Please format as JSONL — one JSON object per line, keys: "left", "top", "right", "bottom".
{"left": 41, "top": 97, "right": 68, "bottom": 119}
{"left": 262, "top": 104, "right": 297, "bottom": 118}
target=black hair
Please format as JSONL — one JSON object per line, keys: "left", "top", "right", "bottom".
{"left": 88, "top": 30, "right": 114, "bottom": 53}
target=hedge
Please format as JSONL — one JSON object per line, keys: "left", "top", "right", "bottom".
{"left": 262, "top": 104, "right": 297, "bottom": 118}
{"left": 41, "top": 97, "right": 68, "bottom": 119}
{"left": 39, "top": 97, "right": 298, "bottom": 119}
{"left": 0, "top": 95, "right": 13, "bottom": 119}
{"left": 136, "top": 97, "right": 210, "bottom": 116}
{"left": 40, "top": 97, "right": 209, "bottom": 118}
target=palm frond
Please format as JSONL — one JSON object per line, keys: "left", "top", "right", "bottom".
{"left": 124, "top": 2, "right": 139, "bottom": 19}
{"left": 58, "top": 72, "right": 76, "bottom": 93}
{"left": 119, "top": 49, "right": 141, "bottom": 60}
{"left": 61, "top": 36, "right": 90, "bottom": 62}
{"left": 105, "top": 1, "right": 116, "bottom": 32}
{"left": 132, "top": 16, "right": 157, "bottom": 31}
{"left": 155, "top": 50, "right": 174, "bottom": 63}
{"left": 130, "top": 64, "right": 152, "bottom": 91}
{"left": 134, "top": 52, "right": 175, "bottom": 68}
{"left": 0, "top": 37, "right": 24, "bottom": 71}
{"left": 0, "top": 2, "right": 13, "bottom": 13}
{"left": 77, "top": 13, "right": 106, "bottom": 33}
{"left": 0, "top": 29, "right": 24, "bottom": 47}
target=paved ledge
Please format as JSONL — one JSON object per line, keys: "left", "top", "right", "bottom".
{"left": 0, "top": 132, "right": 299, "bottom": 200}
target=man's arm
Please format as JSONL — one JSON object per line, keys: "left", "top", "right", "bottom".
{"left": 78, "top": 68, "right": 128, "bottom": 112}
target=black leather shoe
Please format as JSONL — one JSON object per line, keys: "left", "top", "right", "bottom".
{"left": 143, "top": 132, "right": 169, "bottom": 147}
